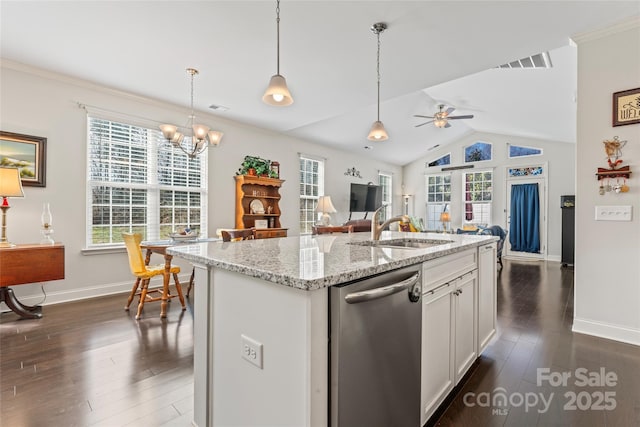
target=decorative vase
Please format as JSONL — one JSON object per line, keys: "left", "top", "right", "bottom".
{"left": 40, "top": 202, "right": 55, "bottom": 245}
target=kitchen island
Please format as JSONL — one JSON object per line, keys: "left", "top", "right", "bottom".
{"left": 168, "top": 231, "right": 497, "bottom": 427}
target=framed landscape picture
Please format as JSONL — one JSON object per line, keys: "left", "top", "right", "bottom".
{"left": 0, "top": 131, "right": 47, "bottom": 187}
{"left": 613, "top": 88, "right": 640, "bottom": 127}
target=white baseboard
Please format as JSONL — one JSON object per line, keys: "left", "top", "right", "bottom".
{"left": 503, "top": 254, "right": 561, "bottom": 263}
{"left": 0, "top": 273, "right": 193, "bottom": 313}
{"left": 573, "top": 317, "right": 640, "bottom": 347}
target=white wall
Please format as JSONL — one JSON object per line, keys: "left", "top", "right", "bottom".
{"left": 402, "top": 132, "right": 575, "bottom": 259}
{"left": 573, "top": 20, "right": 640, "bottom": 345}
{"left": 0, "top": 61, "right": 401, "bottom": 307}
{"left": 211, "top": 126, "right": 404, "bottom": 232}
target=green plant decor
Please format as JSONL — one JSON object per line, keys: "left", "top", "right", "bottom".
{"left": 236, "top": 155, "right": 278, "bottom": 178}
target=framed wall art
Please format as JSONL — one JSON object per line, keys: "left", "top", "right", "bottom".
{"left": 0, "top": 131, "right": 47, "bottom": 187}
{"left": 613, "top": 88, "right": 640, "bottom": 127}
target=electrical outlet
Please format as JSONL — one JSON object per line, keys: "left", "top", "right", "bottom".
{"left": 241, "top": 334, "right": 263, "bottom": 369}
{"left": 595, "top": 205, "right": 632, "bottom": 221}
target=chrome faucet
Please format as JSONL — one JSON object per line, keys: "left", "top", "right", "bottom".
{"left": 371, "top": 205, "right": 410, "bottom": 241}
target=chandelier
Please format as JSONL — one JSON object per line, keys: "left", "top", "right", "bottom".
{"left": 160, "top": 68, "right": 223, "bottom": 158}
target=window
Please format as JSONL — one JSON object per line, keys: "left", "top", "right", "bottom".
{"left": 464, "top": 141, "right": 492, "bottom": 163}
{"left": 463, "top": 170, "right": 492, "bottom": 226}
{"left": 378, "top": 172, "right": 392, "bottom": 222}
{"left": 299, "top": 155, "right": 324, "bottom": 234}
{"left": 508, "top": 144, "right": 543, "bottom": 158}
{"left": 427, "top": 153, "right": 451, "bottom": 168}
{"left": 425, "top": 174, "right": 451, "bottom": 230}
{"left": 87, "top": 117, "right": 207, "bottom": 247}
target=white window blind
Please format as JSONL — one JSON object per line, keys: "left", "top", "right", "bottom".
{"left": 378, "top": 172, "right": 392, "bottom": 222}
{"left": 86, "top": 116, "right": 207, "bottom": 247}
{"left": 299, "top": 155, "right": 324, "bottom": 234}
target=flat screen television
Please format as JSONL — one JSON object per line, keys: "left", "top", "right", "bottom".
{"left": 349, "top": 183, "right": 382, "bottom": 212}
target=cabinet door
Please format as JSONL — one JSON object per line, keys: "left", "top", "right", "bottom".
{"left": 454, "top": 271, "right": 477, "bottom": 383}
{"left": 421, "top": 282, "right": 454, "bottom": 425}
{"left": 477, "top": 243, "right": 497, "bottom": 355}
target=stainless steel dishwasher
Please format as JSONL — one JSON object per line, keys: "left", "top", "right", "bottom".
{"left": 330, "top": 265, "right": 422, "bottom": 427}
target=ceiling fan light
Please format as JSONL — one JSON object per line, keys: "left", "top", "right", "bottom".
{"left": 263, "top": 74, "right": 294, "bottom": 106}
{"left": 434, "top": 119, "right": 447, "bottom": 128}
{"left": 367, "top": 120, "right": 389, "bottom": 141}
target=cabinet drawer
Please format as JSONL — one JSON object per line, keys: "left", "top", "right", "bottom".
{"left": 479, "top": 242, "right": 496, "bottom": 254}
{"left": 255, "top": 229, "right": 287, "bottom": 239}
{"left": 423, "top": 249, "right": 477, "bottom": 291}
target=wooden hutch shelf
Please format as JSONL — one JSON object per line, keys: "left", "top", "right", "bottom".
{"left": 235, "top": 175, "right": 287, "bottom": 239}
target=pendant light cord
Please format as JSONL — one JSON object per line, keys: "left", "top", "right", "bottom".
{"left": 276, "top": 0, "right": 281, "bottom": 75}
{"left": 376, "top": 29, "right": 381, "bottom": 121}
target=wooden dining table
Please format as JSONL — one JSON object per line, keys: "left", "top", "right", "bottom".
{"left": 140, "top": 238, "right": 219, "bottom": 298}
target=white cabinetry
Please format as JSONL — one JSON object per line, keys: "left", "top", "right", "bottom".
{"left": 477, "top": 242, "right": 497, "bottom": 354}
{"left": 421, "top": 250, "right": 478, "bottom": 425}
{"left": 421, "top": 281, "right": 454, "bottom": 424}
{"left": 453, "top": 271, "right": 477, "bottom": 381}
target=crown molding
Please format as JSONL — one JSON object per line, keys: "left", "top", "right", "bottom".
{"left": 571, "top": 15, "right": 640, "bottom": 44}
{"left": 1, "top": 58, "right": 184, "bottom": 108}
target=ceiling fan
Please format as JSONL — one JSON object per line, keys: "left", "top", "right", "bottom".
{"left": 414, "top": 104, "right": 474, "bottom": 128}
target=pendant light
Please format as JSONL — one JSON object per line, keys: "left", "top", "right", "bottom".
{"left": 367, "top": 22, "right": 389, "bottom": 141}
{"left": 262, "top": 0, "right": 294, "bottom": 106}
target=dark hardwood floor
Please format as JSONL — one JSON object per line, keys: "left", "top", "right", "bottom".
{"left": 1, "top": 289, "right": 194, "bottom": 426}
{"left": 1, "top": 260, "right": 639, "bottom": 426}
{"left": 432, "top": 261, "right": 640, "bottom": 427}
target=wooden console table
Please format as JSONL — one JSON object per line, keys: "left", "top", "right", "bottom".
{"left": 0, "top": 243, "right": 65, "bottom": 319}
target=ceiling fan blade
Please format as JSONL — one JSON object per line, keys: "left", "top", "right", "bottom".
{"left": 445, "top": 107, "right": 455, "bottom": 115}
{"left": 444, "top": 122, "right": 452, "bottom": 128}
{"left": 415, "top": 120, "right": 434, "bottom": 127}
{"left": 413, "top": 114, "right": 435, "bottom": 119}
{"left": 448, "top": 115, "right": 474, "bottom": 120}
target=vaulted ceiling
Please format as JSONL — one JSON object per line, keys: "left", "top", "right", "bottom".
{"left": 2, "top": 1, "right": 638, "bottom": 165}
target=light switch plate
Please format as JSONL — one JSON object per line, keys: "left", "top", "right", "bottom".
{"left": 595, "top": 205, "right": 632, "bottom": 221}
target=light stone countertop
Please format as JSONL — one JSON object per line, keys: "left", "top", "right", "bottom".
{"left": 167, "top": 231, "right": 497, "bottom": 291}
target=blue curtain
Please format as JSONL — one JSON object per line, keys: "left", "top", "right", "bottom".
{"left": 509, "top": 183, "right": 540, "bottom": 253}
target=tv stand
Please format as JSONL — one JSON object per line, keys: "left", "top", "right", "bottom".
{"left": 347, "top": 212, "right": 370, "bottom": 221}
{"left": 343, "top": 219, "right": 372, "bottom": 232}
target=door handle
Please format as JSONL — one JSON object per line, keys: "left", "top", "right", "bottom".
{"left": 345, "top": 272, "right": 420, "bottom": 304}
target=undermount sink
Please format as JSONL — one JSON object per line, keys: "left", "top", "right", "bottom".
{"left": 350, "top": 238, "right": 451, "bottom": 249}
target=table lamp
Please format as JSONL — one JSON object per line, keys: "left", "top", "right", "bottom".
{"left": 440, "top": 211, "right": 451, "bottom": 234}
{"left": 315, "top": 196, "right": 337, "bottom": 226}
{"left": 0, "top": 167, "right": 25, "bottom": 247}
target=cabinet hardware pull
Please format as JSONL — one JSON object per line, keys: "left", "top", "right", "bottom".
{"left": 424, "top": 281, "right": 451, "bottom": 296}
